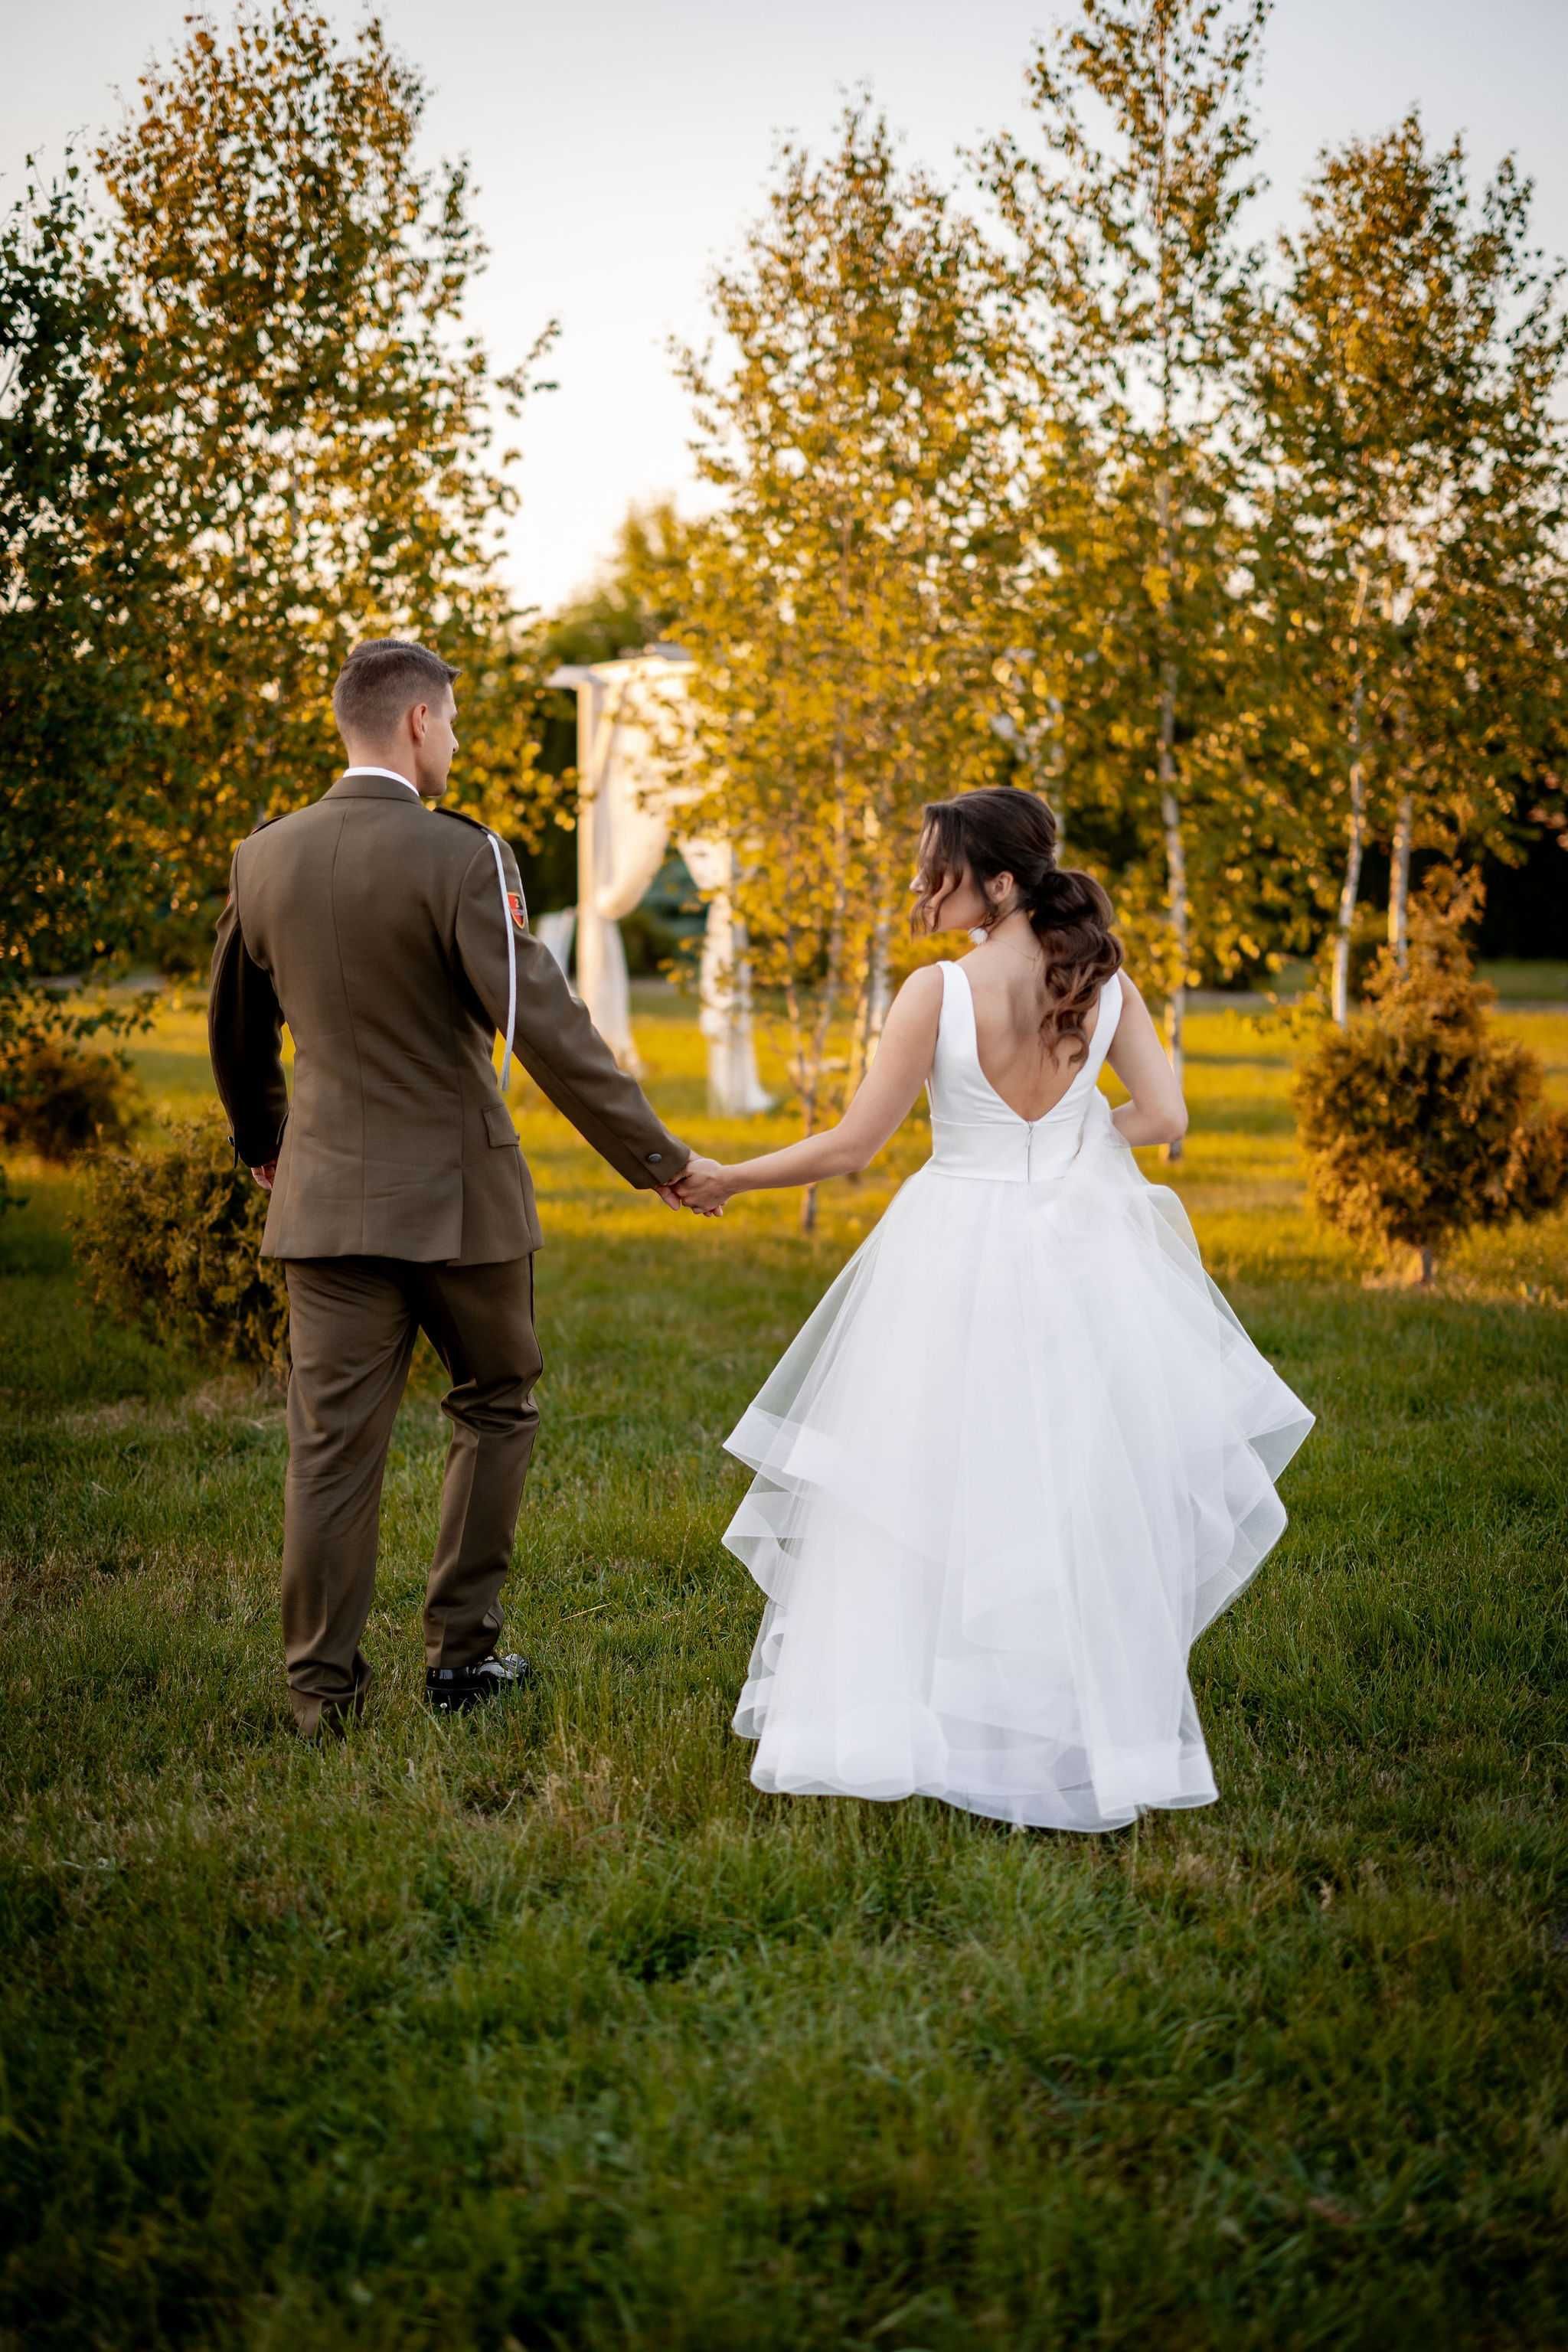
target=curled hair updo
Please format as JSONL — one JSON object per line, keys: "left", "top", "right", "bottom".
{"left": 911, "top": 787, "right": 1123, "bottom": 1068}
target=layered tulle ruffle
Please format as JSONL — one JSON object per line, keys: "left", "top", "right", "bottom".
{"left": 723, "top": 1109, "right": 1313, "bottom": 1832}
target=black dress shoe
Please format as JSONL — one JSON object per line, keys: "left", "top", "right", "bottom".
{"left": 425, "top": 1651, "right": 533, "bottom": 1714}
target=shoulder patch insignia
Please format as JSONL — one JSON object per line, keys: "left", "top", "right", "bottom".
{"left": 506, "top": 891, "right": 527, "bottom": 932}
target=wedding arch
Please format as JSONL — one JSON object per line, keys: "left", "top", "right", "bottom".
{"left": 541, "top": 648, "right": 772, "bottom": 1116}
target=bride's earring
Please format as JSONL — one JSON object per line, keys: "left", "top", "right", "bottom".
{"left": 969, "top": 893, "right": 1001, "bottom": 946}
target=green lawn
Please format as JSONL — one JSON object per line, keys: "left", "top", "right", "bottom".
{"left": 1478, "top": 959, "right": 1568, "bottom": 1005}
{"left": 2, "top": 988, "right": 1566, "bottom": 2350}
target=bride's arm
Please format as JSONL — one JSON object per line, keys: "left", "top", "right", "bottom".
{"left": 678, "top": 968, "right": 944, "bottom": 1209}
{"left": 1102, "top": 974, "right": 1188, "bottom": 1147}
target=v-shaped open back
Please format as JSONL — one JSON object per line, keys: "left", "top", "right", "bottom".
{"left": 956, "top": 958, "right": 1114, "bottom": 1122}
{"left": 926, "top": 960, "right": 1124, "bottom": 1183}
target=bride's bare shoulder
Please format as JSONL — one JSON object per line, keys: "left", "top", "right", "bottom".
{"left": 880, "top": 965, "right": 946, "bottom": 1041}
{"left": 891, "top": 964, "right": 946, "bottom": 1021}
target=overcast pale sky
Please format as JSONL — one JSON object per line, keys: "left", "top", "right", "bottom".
{"left": 11, "top": 1, "right": 1568, "bottom": 616}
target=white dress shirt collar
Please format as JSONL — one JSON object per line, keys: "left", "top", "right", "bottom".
{"left": 341, "top": 765, "right": 423, "bottom": 799}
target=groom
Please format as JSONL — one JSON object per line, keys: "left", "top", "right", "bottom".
{"left": 209, "top": 637, "right": 717, "bottom": 1736}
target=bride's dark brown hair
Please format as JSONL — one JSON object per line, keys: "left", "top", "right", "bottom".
{"left": 912, "top": 788, "right": 1123, "bottom": 1068}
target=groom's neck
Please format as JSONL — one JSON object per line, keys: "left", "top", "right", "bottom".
{"left": 342, "top": 745, "right": 420, "bottom": 791}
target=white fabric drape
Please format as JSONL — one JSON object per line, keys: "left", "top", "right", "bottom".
{"left": 531, "top": 908, "right": 577, "bottom": 981}
{"left": 545, "top": 652, "right": 771, "bottom": 1115}
{"left": 680, "top": 835, "right": 773, "bottom": 1116}
{"left": 572, "top": 665, "right": 665, "bottom": 1070}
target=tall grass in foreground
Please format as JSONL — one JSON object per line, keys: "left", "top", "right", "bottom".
{"left": 1, "top": 990, "right": 1566, "bottom": 2350}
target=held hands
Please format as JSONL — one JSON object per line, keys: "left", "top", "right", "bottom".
{"left": 250, "top": 1161, "right": 278, "bottom": 1192}
{"left": 653, "top": 1156, "right": 727, "bottom": 1214}
{"left": 670, "top": 1154, "right": 730, "bottom": 1216}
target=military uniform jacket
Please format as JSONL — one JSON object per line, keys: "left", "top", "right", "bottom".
{"left": 207, "top": 772, "right": 690, "bottom": 1263}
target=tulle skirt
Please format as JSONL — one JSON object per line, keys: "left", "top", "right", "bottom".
{"left": 722, "top": 1117, "right": 1314, "bottom": 1832}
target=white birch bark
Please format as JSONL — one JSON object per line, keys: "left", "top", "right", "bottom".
{"left": 1331, "top": 680, "right": 1366, "bottom": 1027}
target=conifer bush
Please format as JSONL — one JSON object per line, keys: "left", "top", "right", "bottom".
{"left": 1295, "top": 885, "right": 1568, "bottom": 1283}
{"left": 72, "top": 1119, "right": 289, "bottom": 1379}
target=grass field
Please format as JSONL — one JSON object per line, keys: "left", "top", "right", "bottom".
{"left": 2, "top": 985, "right": 1566, "bottom": 2351}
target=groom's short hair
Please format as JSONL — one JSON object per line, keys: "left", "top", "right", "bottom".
{"left": 333, "top": 639, "right": 459, "bottom": 743}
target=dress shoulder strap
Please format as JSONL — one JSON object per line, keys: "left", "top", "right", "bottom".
{"left": 1086, "top": 970, "right": 1124, "bottom": 1080}
{"left": 939, "top": 956, "right": 979, "bottom": 1040}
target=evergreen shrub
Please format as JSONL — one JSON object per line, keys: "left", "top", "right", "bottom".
{"left": 73, "top": 1119, "right": 289, "bottom": 1379}
{"left": 1295, "top": 884, "right": 1568, "bottom": 1283}
{"left": 0, "top": 1040, "right": 141, "bottom": 1161}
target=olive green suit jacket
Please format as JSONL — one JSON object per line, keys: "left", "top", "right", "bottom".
{"left": 208, "top": 772, "right": 690, "bottom": 1263}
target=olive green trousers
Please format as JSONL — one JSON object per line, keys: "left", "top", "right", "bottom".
{"left": 279, "top": 1253, "right": 541, "bottom": 1736}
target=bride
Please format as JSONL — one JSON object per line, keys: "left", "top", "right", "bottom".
{"left": 675, "top": 789, "right": 1314, "bottom": 1832}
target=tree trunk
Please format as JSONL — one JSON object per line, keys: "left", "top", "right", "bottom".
{"left": 1388, "top": 792, "right": 1413, "bottom": 966}
{"left": 797, "top": 1010, "right": 821, "bottom": 1239}
{"left": 1414, "top": 1243, "right": 1435, "bottom": 1285}
{"left": 1158, "top": 670, "right": 1187, "bottom": 1165}
{"left": 798, "top": 1078, "right": 819, "bottom": 1236}
{"left": 1331, "top": 681, "right": 1366, "bottom": 1027}
{"left": 799, "top": 720, "right": 852, "bottom": 1238}
{"left": 780, "top": 945, "right": 818, "bottom": 1237}
{"left": 1152, "top": 332, "right": 1186, "bottom": 1159}
{"left": 848, "top": 896, "right": 893, "bottom": 1096}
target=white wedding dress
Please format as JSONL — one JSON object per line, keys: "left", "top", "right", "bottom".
{"left": 722, "top": 960, "right": 1314, "bottom": 1831}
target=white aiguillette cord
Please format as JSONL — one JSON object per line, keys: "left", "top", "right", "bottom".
{"left": 485, "top": 831, "right": 517, "bottom": 1093}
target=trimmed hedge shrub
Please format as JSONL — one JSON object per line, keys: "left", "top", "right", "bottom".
{"left": 0, "top": 1040, "right": 142, "bottom": 1162}
{"left": 1295, "top": 887, "right": 1568, "bottom": 1283}
{"left": 72, "top": 1118, "right": 289, "bottom": 1380}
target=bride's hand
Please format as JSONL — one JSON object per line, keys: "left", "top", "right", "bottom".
{"left": 674, "top": 1155, "right": 730, "bottom": 1214}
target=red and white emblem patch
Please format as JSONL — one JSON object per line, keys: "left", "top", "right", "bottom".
{"left": 506, "top": 892, "right": 526, "bottom": 932}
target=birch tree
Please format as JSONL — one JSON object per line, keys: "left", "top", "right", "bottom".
{"left": 982, "top": 0, "right": 1269, "bottom": 1154}
{"left": 1254, "top": 116, "right": 1568, "bottom": 1018}
{"left": 668, "top": 104, "right": 1017, "bottom": 1229}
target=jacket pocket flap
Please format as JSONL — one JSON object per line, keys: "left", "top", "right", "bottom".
{"left": 484, "top": 1104, "right": 519, "bottom": 1148}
